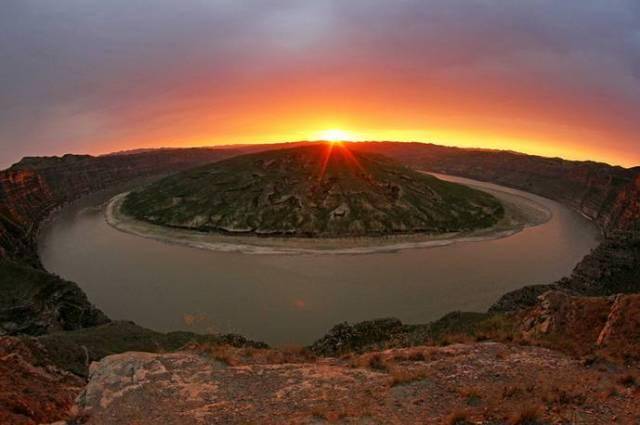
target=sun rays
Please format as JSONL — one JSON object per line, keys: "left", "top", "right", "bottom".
{"left": 313, "top": 129, "right": 357, "bottom": 142}
{"left": 317, "top": 141, "right": 365, "bottom": 181}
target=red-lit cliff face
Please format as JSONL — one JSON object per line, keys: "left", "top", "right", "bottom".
{"left": 0, "top": 170, "right": 53, "bottom": 260}
{"left": 606, "top": 173, "right": 640, "bottom": 232}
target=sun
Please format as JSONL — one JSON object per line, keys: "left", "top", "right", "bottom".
{"left": 314, "top": 129, "right": 354, "bottom": 142}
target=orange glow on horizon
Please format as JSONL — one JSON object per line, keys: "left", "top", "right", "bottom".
{"left": 101, "top": 125, "right": 635, "bottom": 168}
{"left": 88, "top": 100, "right": 638, "bottom": 168}
{"left": 313, "top": 129, "right": 357, "bottom": 142}
{"left": 5, "top": 3, "right": 639, "bottom": 171}
{"left": 73, "top": 72, "right": 637, "bottom": 169}
{"left": 72, "top": 62, "right": 638, "bottom": 169}
{"left": 156, "top": 130, "right": 631, "bottom": 167}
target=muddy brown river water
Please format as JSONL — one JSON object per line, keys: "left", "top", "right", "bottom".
{"left": 40, "top": 175, "right": 600, "bottom": 345}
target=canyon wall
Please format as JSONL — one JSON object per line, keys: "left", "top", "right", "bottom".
{"left": 0, "top": 148, "right": 240, "bottom": 335}
{"left": 0, "top": 149, "right": 241, "bottom": 264}
{"left": 352, "top": 142, "right": 640, "bottom": 234}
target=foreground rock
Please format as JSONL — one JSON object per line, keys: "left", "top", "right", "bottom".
{"left": 0, "top": 323, "right": 268, "bottom": 424}
{"left": 77, "top": 343, "right": 640, "bottom": 424}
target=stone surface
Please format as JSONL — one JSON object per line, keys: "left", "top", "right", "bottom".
{"left": 515, "top": 290, "right": 640, "bottom": 359}
{"left": 77, "top": 343, "right": 640, "bottom": 424}
{"left": 310, "top": 318, "right": 408, "bottom": 356}
{"left": 518, "top": 291, "right": 612, "bottom": 344}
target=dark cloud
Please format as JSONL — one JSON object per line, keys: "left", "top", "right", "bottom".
{"left": 1, "top": 0, "right": 639, "bottom": 167}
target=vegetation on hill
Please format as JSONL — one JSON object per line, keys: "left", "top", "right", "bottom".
{"left": 122, "top": 144, "right": 504, "bottom": 237}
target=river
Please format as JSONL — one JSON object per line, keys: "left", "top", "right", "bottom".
{"left": 39, "top": 176, "right": 600, "bottom": 345}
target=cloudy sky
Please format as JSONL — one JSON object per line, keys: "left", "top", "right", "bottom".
{"left": 1, "top": 0, "right": 639, "bottom": 168}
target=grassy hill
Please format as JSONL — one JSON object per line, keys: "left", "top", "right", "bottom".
{"left": 122, "top": 144, "right": 504, "bottom": 237}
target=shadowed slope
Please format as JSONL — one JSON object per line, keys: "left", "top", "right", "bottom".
{"left": 122, "top": 144, "right": 504, "bottom": 237}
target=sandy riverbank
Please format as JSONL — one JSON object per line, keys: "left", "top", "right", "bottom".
{"left": 105, "top": 176, "right": 551, "bottom": 255}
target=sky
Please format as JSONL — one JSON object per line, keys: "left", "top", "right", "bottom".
{"left": 1, "top": 0, "right": 640, "bottom": 169}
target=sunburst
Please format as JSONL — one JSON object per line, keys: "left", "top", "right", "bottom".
{"left": 314, "top": 129, "right": 355, "bottom": 142}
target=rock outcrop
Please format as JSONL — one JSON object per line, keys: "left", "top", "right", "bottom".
{"left": 596, "top": 293, "right": 640, "bottom": 347}
{"left": 76, "top": 343, "right": 640, "bottom": 424}
{"left": 517, "top": 290, "right": 640, "bottom": 359}
{"left": 605, "top": 174, "right": 640, "bottom": 232}
{"left": 311, "top": 318, "right": 409, "bottom": 356}
{"left": 0, "top": 260, "right": 109, "bottom": 336}
{"left": 518, "top": 291, "right": 612, "bottom": 345}
{"left": 0, "top": 322, "right": 269, "bottom": 424}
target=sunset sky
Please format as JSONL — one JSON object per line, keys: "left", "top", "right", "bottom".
{"left": 1, "top": 0, "right": 639, "bottom": 169}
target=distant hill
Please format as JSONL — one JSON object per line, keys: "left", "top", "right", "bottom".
{"left": 122, "top": 144, "right": 504, "bottom": 237}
